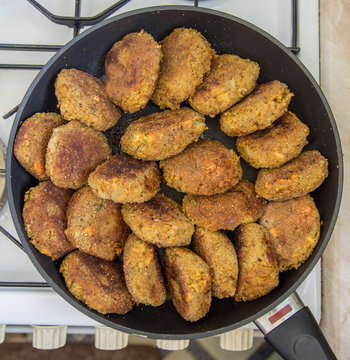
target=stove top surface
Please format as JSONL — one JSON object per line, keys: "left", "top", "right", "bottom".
{"left": 0, "top": 0, "right": 321, "bottom": 329}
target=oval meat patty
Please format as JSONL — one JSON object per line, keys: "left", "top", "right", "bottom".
{"left": 65, "top": 186, "right": 129, "bottom": 261}
{"left": 105, "top": 30, "right": 162, "bottom": 113}
{"left": 151, "top": 28, "right": 214, "bottom": 110}
{"left": 220, "top": 80, "right": 293, "bottom": 136}
{"left": 55, "top": 68, "right": 121, "bottom": 131}
{"left": 259, "top": 195, "right": 321, "bottom": 271}
{"left": 123, "top": 233, "right": 166, "bottom": 306}
{"left": 121, "top": 107, "right": 206, "bottom": 160}
{"left": 160, "top": 139, "right": 242, "bottom": 196}
{"left": 23, "top": 181, "right": 73, "bottom": 260}
{"left": 121, "top": 194, "right": 194, "bottom": 247}
{"left": 189, "top": 54, "right": 260, "bottom": 117}
{"left": 88, "top": 154, "right": 160, "bottom": 204}
{"left": 234, "top": 223, "right": 279, "bottom": 302}
{"left": 14, "top": 112, "right": 65, "bottom": 181}
{"left": 192, "top": 227, "right": 238, "bottom": 299}
{"left": 60, "top": 251, "right": 134, "bottom": 314}
{"left": 45, "top": 120, "right": 111, "bottom": 189}
{"left": 237, "top": 111, "right": 310, "bottom": 168}
{"left": 183, "top": 180, "right": 266, "bottom": 231}
{"left": 165, "top": 247, "right": 211, "bottom": 322}
{"left": 255, "top": 150, "right": 328, "bottom": 201}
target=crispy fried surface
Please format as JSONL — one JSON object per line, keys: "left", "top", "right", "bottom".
{"left": 165, "top": 247, "right": 211, "bottom": 322}
{"left": 14, "top": 112, "right": 65, "bottom": 180}
{"left": 45, "top": 121, "right": 111, "bottom": 189}
{"left": 259, "top": 195, "right": 320, "bottom": 271}
{"left": 220, "top": 80, "right": 293, "bottom": 136}
{"left": 255, "top": 150, "right": 328, "bottom": 201}
{"left": 23, "top": 181, "right": 73, "bottom": 260}
{"left": 55, "top": 68, "right": 121, "bottom": 131}
{"left": 105, "top": 30, "right": 162, "bottom": 113}
{"left": 123, "top": 233, "right": 166, "bottom": 306}
{"left": 151, "top": 28, "right": 214, "bottom": 110}
{"left": 237, "top": 111, "right": 309, "bottom": 168}
{"left": 189, "top": 54, "right": 260, "bottom": 117}
{"left": 234, "top": 223, "right": 279, "bottom": 302}
{"left": 121, "top": 194, "right": 194, "bottom": 247}
{"left": 192, "top": 227, "right": 238, "bottom": 299}
{"left": 121, "top": 107, "right": 206, "bottom": 160}
{"left": 183, "top": 180, "right": 266, "bottom": 231}
{"left": 65, "top": 186, "right": 129, "bottom": 261}
{"left": 88, "top": 154, "right": 160, "bottom": 204}
{"left": 60, "top": 251, "right": 134, "bottom": 314}
{"left": 160, "top": 140, "right": 242, "bottom": 196}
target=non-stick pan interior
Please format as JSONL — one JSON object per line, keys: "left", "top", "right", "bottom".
{"left": 7, "top": 7, "right": 342, "bottom": 339}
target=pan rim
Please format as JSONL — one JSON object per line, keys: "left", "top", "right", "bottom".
{"left": 6, "top": 5, "right": 343, "bottom": 339}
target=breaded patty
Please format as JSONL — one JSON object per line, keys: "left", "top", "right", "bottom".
{"left": 237, "top": 111, "right": 309, "bottom": 168}
{"left": 151, "top": 28, "right": 213, "bottom": 110}
{"left": 234, "top": 223, "right": 279, "bottom": 302}
{"left": 183, "top": 180, "right": 266, "bottom": 231}
{"left": 46, "top": 121, "right": 111, "bottom": 189}
{"left": 14, "top": 112, "right": 65, "bottom": 180}
{"left": 255, "top": 150, "right": 328, "bottom": 201}
{"left": 120, "top": 107, "right": 206, "bottom": 160}
{"left": 105, "top": 30, "right": 162, "bottom": 113}
{"left": 165, "top": 247, "right": 211, "bottom": 322}
{"left": 160, "top": 140, "right": 242, "bottom": 196}
{"left": 60, "top": 251, "right": 134, "bottom": 314}
{"left": 121, "top": 194, "right": 194, "bottom": 247}
{"left": 55, "top": 68, "right": 121, "bottom": 131}
{"left": 65, "top": 186, "right": 129, "bottom": 261}
{"left": 192, "top": 227, "right": 238, "bottom": 299}
{"left": 220, "top": 80, "right": 293, "bottom": 136}
{"left": 23, "top": 181, "right": 73, "bottom": 260}
{"left": 88, "top": 154, "right": 160, "bottom": 204}
{"left": 123, "top": 233, "right": 166, "bottom": 306}
{"left": 259, "top": 195, "right": 321, "bottom": 271}
{"left": 189, "top": 54, "right": 260, "bottom": 117}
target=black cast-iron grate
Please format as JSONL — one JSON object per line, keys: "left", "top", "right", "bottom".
{"left": 0, "top": 0, "right": 300, "bottom": 288}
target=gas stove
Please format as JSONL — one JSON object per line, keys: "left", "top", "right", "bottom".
{"left": 0, "top": 0, "right": 321, "bottom": 352}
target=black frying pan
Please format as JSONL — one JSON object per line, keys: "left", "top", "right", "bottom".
{"left": 6, "top": 6, "right": 342, "bottom": 359}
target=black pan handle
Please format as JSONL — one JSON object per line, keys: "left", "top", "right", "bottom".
{"left": 254, "top": 293, "right": 336, "bottom": 360}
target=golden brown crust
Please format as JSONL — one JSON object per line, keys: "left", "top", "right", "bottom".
{"left": 192, "top": 227, "right": 238, "bottom": 298}
{"left": 160, "top": 140, "right": 242, "bottom": 196}
{"left": 65, "top": 186, "right": 129, "bottom": 261}
{"left": 234, "top": 223, "right": 279, "bottom": 302}
{"left": 14, "top": 113, "right": 65, "bottom": 181}
{"left": 121, "top": 194, "right": 194, "bottom": 247}
{"left": 123, "top": 234, "right": 166, "bottom": 306}
{"left": 259, "top": 195, "right": 320, "bottom": 271}
{"left": 236, "top": 111, "right": 309, "bottom": 168}
{"left": 23, "top": 181, "right": 73, "bottom": 260}
{"left": 165, "top": 247, "right": 211, "bottom": 322}
{"left": 88, "top": 154, "right": 161, "bottom": 204}
{"left": 189, "top": 54, "right": 260, "bottom": 117}
{"left": 183, "top": 180, "right": 266, "bottom": 231}
{"left": 105, "top": 30, "right": 162, "bottom": 113}
{"left": 60, "top": 251, "right": 134, "bottom": 314}
{"left": 151, "top": 28, "right": 214, "bottom": 110}
{"left": 220, "top": 80, "right": 293, "bottom": 136}
{"left": 55, "top": 68, "right": 121, "bottom": 131}
{"left": 45, "top": 121, "right": 111, "bottom": 189}
{"left": 255, "top": 150, "right": 329, "bottom": 201}
{"left": 120, "top": 107, "right": 207, "bottom": 160}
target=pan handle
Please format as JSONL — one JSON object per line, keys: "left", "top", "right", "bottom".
{"left": 254, "top": 292, "right": 336, "bottom": 360}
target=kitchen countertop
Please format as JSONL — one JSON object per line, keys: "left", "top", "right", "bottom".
{"left": 320, "top": 0, "right": 350, "bottom": 358}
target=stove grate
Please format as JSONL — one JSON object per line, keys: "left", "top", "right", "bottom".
{"left": 0, "top": 0, "right": 300, "bottom": 289}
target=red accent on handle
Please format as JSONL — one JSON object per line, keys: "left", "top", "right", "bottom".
{"left": 269, "top": 304, "right": 293, "bottom": 324}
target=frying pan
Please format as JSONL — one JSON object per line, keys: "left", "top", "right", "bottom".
{"left": 6, "top": 6, "right": 342, "bottom": 360}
